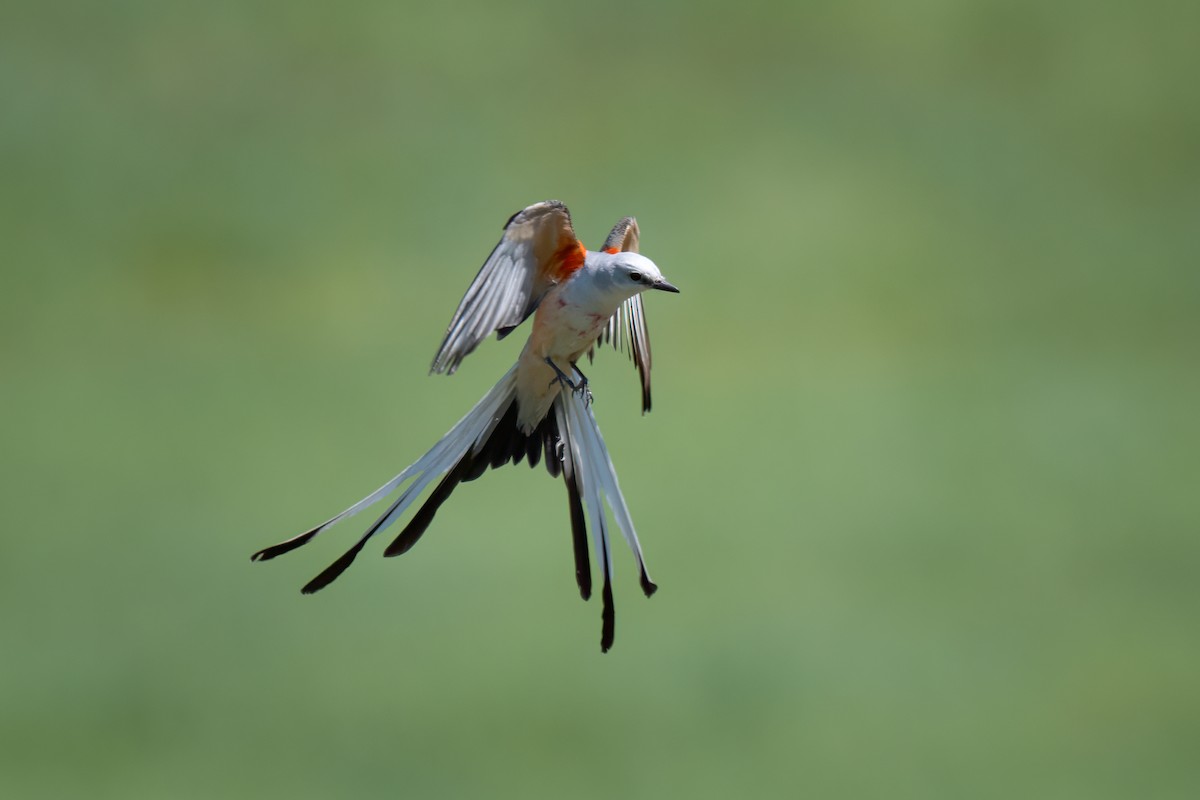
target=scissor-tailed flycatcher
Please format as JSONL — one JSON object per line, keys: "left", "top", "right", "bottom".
{"left": 252, "top": 200, "right": 679, "bottom": 651}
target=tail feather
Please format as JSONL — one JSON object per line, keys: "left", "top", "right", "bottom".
{"left": 249, "top": 521, "right": 327, "bottom": 562}
{"left": 525, "top": 428, "right": 544, "bottom": 469}
{"left": 555, "top": 390, "right": 660, "bottom": 650}
{"left": 251, "top": 365, "right": 521, "bottom": 581}
{"left": 600, "top": 544, "right": 616, "bottom": 652}
{"left": 382, "top": 406, "right": 558, "bottom": 557}
{"left": 560, "top": 392, "right": 657, "bottom": 597}
{"left": 300, "top": 529, "right": 372, "bottom": 594}
{"left": 253, "top": 362, "right": 659, "bottom": 653}
{"left": 563, "top": 457, "right": 591, "bottom": 601}
{"left": 542, "top": 433, "right": 563, "bottom": 479}
{"left": 382, "top": 455, "right": 474, "bottom": 558}
{"left": 556, "top": 397, "right": 617, "bottom": 651}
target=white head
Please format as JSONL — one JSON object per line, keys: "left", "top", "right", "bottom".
{"left": 588, "top": 251, "right": 680, "bottom": 306}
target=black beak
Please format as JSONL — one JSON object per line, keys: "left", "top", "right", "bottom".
{"left": 652, "top": 279, "right": 680, "bottom": 293}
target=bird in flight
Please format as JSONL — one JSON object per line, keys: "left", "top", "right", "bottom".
{"left": 251, "top": 200, "right": 680, "bottom": 651}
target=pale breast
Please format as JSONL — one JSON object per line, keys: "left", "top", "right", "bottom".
{"left": 530, "top": 288, "right": 611, "bottom": 362}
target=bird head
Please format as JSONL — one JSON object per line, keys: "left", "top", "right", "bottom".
{"left": 604, "top": 252, "right": 680, "bottom": 298}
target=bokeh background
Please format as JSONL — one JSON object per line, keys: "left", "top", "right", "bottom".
{"left": 3, "top": 1, "right": 1197, "bottom": 797}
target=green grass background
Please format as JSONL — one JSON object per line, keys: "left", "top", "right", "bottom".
{"left": 2, "top": 1, "right": 1197, "bottom": 797}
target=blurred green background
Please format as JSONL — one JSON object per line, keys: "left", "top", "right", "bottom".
{"left": 2, "top": 1, "right": 1197, "bottom": 797}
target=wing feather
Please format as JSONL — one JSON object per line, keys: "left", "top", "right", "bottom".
{"left": 431, "top": 200, "right": 581, "bottom": 375}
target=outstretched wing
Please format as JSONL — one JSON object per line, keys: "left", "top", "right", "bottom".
{"left": 592, "top": 216, "right": 654, "bottom": 413}
{"left": 431, "top": 200, "right": 586, "bottom": 375}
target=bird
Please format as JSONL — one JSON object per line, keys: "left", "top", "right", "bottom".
{"left": 251, "top": 200, "right": 680, "bottom": 651}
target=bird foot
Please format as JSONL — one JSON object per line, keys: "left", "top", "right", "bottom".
{"left": 568, "top": 361, "right": 593, "bottom": 405}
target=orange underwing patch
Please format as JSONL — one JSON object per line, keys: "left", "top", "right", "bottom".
{"left": 603, "top": 247, "right": 620, "bottom": 254}
{"left": 553, "top": 238, "right": 587, "bottom": 279}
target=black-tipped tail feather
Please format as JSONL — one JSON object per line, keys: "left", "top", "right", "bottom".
{"left": 250, "top": 523, "right": 327, "bottom": 562}
{"left": 564, "top": 461, "right": 592, "bottom": 601}
{"left": 382, "top": 404, "right": 558, "bottom": 558}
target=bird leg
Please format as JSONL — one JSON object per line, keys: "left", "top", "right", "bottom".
{"left": 545, "top": 357, "right": 577, "bottom": 390}
{"left": 544, "top": 357, "right": 592, "bottom": 405}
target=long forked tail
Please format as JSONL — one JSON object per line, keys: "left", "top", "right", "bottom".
{"left": 251, "top": 364, "right": 657, "bottom": 651}
{"left": 555, "top": 391, "right": 657, "bottom": 651}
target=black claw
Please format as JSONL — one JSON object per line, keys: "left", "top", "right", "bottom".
{"left": 569, "top": 361, "right": 593, "bottom": 405}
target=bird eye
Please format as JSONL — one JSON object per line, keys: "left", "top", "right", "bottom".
{"left": 630, "top": 272, "right": 642, "bottom": 282}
